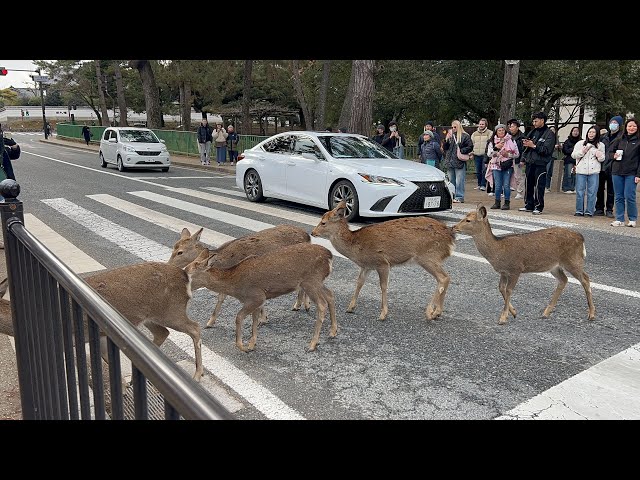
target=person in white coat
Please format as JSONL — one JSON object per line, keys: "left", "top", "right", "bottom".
{"left": 571, "top": 125, "right": 605, "bottom": 217}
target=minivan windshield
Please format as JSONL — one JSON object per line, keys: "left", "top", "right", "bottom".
{"left": 120, "top": 130, "right": 159, "bottom": 143}
{"left": 318, "top": 135, "right": 398, "bottom": 159}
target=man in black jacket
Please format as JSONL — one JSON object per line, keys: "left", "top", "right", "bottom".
{"left": 518, "top": 112, "right": 556, "bottom": 214}
{"left": 196, "top": 118, "right": 213, "bottom": 166}
{"left": 596, "top": 115, "right": 623, "bottom": 217}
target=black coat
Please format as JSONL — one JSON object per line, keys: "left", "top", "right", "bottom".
{"left": 197, "top": 124, "right": 213, "bottom": 143}
{"left": 2, "top": 137, "right": 18, "bottom": 181}
{"left": 608, "top": 132, "right": 640, "bottom": 177}
{"left": 522, "top": 126, "right": 555, "bottom": 167}
{"left": 562, "top": 136, "right": 580, "bottom": 165}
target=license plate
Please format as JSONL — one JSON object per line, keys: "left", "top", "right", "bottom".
{"left": 145, "top": 159, "right": 156, "bottom": 162}
{"left": 424, "top": 197, "right": 441, "bottom": 209}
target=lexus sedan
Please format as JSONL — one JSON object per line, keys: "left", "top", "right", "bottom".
{"left": 99, "top": 127, "right": 171, "bottom": 172}
{"left": 236, "top": 131, "right": 455, "bottom": 221}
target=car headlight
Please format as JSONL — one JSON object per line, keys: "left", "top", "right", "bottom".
{"left": 123, "top": 145, "right": 136, "bottom": 152}
{"left": 358, "top": 173, "right": 404, "bottom": 186}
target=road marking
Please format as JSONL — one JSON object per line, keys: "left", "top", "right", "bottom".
{"left": 202, "top": 186, "right": 246, "bottom": 197}
{"left": 40, "top": 198, "right": 171, "bottom": 262}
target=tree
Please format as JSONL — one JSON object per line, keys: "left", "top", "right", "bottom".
{"left": 315, "top": 60, "right": 331, "bottom": 131}
{"left": 291, "top": 60, "right": 313, "bottom": 130}
{"left": 339, "top": 60, "right": 376, "bottom": 136}
{"left": 113, "top": 62, "right": 128, "bottom": 126}
{"left": 95, "top": 60, "right": 110, "bottom": 126}
{"left": 242, "top": 60, "right": 253, "bottom": 134}
{"left": 129, "top": 60, "right": 162, "bottom": 128}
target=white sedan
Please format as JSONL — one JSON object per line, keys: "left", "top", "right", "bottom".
{"left": 236, "top": 131, "right": 455, "bottom": 221}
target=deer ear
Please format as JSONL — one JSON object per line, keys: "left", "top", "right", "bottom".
{"left": 206, "top": 252, "right": 218, "bottom": 267}
{"left": 180, "top": 227, "right": 191, "bottom": 240}
{"left": 478, "top": 205, "right": 487, "bottom": 219}
{"left": 192, "top": 227, "right": 204, "bottom": 242}
{"left": 334, "top": 201, "right": 347, "bottom": 218}
{"left": 195, "top": 248, "right": 210, "bottom": 262}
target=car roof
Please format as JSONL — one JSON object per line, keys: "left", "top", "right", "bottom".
{"left": 106, "top": 127, "right": 153, "bottom": 132}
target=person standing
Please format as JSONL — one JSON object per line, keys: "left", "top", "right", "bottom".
{"left": 82, "top": 125, "right": 92, "bottom": 145}
{"left": 226, "top": 124, "right": 240, "bottom": 165}
{"left": 571, "top": 125, "right": 605, "bottom": 217}
{"left": 382, "top": 121, "right": 406, "bottom": 158}
{"left": 507, "top": 119, "right": 525, "bottom": 199}
{"left": 371, "top": 124, "right": 386, "bottom": 145}
{"left": 485, "top": 124, "right": 518, "bottom": 210}
{"left": 418, "top": 130, "right": 442, "bottom": 168}
{"left": 608, "top": 118, "right": 640, "bottom": 227}
{"left": 545, "top": 126, "right": 558, "bottom": 192}
{"left": 519, "top": 112, "right": 556, "bottom": 215}
{"left": 442, "top": 119, "right": 473, "bottom": 203}
{"left": 470, "top": 118, "right": 492, "bottom": 191}
{"left": 213, "top": 122, "right": 228, "bottom": 166}
{"left": 561, "top": 127, "right": 581, "bottom": 193}
{"left": 596, "top": 115, "right": 624, "bottom": 217}
{"left": 196, "top": 118, "right": 213, "bottom": 166}
{"left": 417, "top": 121, "right": 442, "bottom": 155}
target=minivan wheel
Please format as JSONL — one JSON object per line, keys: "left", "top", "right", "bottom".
{"left": 117, "top": 155, "right": 126, "bottom": 172}
{"left": 100, "top": 152, "right": 107, "bottom": 168}
{"left": 244, "top": 169, "right": 265, "bottom": 202}
{"left": 330, "top": 180, "right": 359, "bottom": 222}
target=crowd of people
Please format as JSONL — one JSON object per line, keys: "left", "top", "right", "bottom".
{"left": 371, "top": 114, "right": 639, "bottom": 227}
{"left": 196, "top": 119, "right": 240, "bottom": 166}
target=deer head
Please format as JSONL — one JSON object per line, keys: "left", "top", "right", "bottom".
{"left": 311, "top": 201, "right": 348, "bottom": 239}
{"left": 452, "top": 203, "right": 488, "bottom": 235}
{"left": 168, "top": 227, "right": 205, "bottom": 268}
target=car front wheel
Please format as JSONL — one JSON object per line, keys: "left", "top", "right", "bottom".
{"left": 117, "top": 155, "right": 126, "bottom": 172}
{"left": 330, "top": 180, "right": 359, "bottom": 222}
{"left": 244, "top": 169, "right": 265, "bottom": 202}
{"left": 99, "top": 152, "right": 107, "bottom": 168}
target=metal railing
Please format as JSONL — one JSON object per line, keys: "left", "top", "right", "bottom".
{"left": 0, "top": 180, "right": 232, "bottom": 420}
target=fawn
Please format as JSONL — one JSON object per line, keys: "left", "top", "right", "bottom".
{"left": 311, "top": 200, "right": 455, "bottom": 321}
{"left": 452, "top": 203, "right": 595, "bottom": 324}
{"left": 168, "top": 225, "right": 311, "bottom": 327}
{"left": 184, "top": 243, "right": 336, "bottom": 353}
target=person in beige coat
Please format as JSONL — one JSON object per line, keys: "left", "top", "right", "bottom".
{"left": 470, "top": 118, "right": 493, "bottom": 192}
{"left": 213, "top": 123, "right": 229, "bottom": 165}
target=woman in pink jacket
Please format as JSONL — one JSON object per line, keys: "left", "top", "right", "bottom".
{"left": 485, "top": 124, "right": 519, "bottom": 210}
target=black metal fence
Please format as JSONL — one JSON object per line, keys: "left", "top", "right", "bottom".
{"left": 0, "top": 179, "right": 232, "bottom": 420}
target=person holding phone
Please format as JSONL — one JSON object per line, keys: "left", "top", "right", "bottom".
{"left": 213, "top": 122, "right": 228, "bottom": 166}
{"left": 607, "top": 118, "right": 640, "bottom": 227}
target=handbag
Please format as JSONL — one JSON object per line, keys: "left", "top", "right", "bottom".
{"left": 500, "top": 158, "right": 513, "bottom": 170}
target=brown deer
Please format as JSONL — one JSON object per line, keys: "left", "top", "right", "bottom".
{"left": 168, "top": 225, "right": 312, "bottom": 327}
{"left": 452, "top": 203, "right": 595, "bottom": 324}
{"left": 0, "top": 262, "right": 204, "bottom": 382}
{"left": 184, "top": 243, "right": 336, "bottom": 353}
{"left": 311, "top": 201, "right": 455, "bottom": 321}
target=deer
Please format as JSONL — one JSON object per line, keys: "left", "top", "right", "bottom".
{"left": 184, "top": 243, "right": 336, "bottom": 353}
{"left": 168, "top": 225, "right": 312, "bottom": 327}
{"left": 452, "top": 203, "right": 596, "bottom": 324}
{"left": 0, "top": 262, "right": 204, "bottom": 382}
{"left": 311, "top": 200, "right": 455, "bottom": 321}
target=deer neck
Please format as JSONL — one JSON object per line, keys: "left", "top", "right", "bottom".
{"left": 471, "top": 221, "right": 499, "bottom": 259}
{"left": 327, "top": 221, "right": 357, "bottom": 256}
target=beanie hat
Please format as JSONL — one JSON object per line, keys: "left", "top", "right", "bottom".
{"left": 376, "top": 124, "right": 384, "bottom": 130}
{"left": 609, "top": 115, "right": 624, "bottom": 127}
{"left": 494, "top": 123, "right": 506, "bottom": 132}
{"left": 423, "top": 130, "right": 434, "bottom": 139}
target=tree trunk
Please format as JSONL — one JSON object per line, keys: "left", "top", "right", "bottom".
{"left": 315, "top": 60, "right": 331, "bottom": 130}
{"left": 113, "top": 61, "right": 128, "bottom": 126}
{"left": 128, "top": 60, "right": 162, "bottom": 129}
{"left": 180, "top": 80, "right": 192, "bottom": 131}
{"left": 339, "top": 60, "right": 375, "bottom": 136}
{"left": 95, "top": 60, "right": 110, "bottom": 126}
{"left": 291, "top": 60, "right": 313, "bottom": 130}
{"left": 499, "top": 60, "right": 520, "bottom": 124}
{"left": 242, "top": 60, "right": 253, "bottom": 135}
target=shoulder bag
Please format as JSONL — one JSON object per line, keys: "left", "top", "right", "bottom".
{"left": 454, "top": 136, "right": 470, "bottom": 161}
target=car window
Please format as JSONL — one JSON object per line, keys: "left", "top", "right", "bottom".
{"left": 103, "top": 130, "right": 111, "bottom": 141}
{"left": 318, "top": 135, "right": 397, "bottom": 159}
{"left": 119, "top": 129, "right": 159, "bottom": 143}
{"left": 109, "top": 130, "right": 118, "bottom": 141}
{"left": 262, "top": 135, "right": 292, "bottom": 154}
{"left": 292, "top": 136, "right": 324, "bottom": 160}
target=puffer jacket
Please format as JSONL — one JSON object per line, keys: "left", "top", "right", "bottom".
{"left": 571, "top": 140, "right": 605, "bottom": 175}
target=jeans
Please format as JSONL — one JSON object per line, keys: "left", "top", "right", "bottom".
{"left": 216, "top": 145, "right": 227, "bottom": 163}
{"left": 474, "top": 155, "right": 487, "bottom": 187}
{"left": 198, "top": 141, "right": 211, "bottom": 164}
{"left": 574, "top": 173, "right": 599, "bottom": 215}
{"left": 612, "top": 174, "right": 638, "bottom": 222}
{"left": 562, "top": 163, "right": 576, "bottom": 192}
{"left": 545, "top": 159, "right": 554, "bottom": 188}
{"left": 447, "top": 166, "right": 466, "bottom": 201}
{"left": 524, "top": 164, "right": 547, "bottom": 212}
{"left": 492, "top": 168, "right": 513, "bottom": 201}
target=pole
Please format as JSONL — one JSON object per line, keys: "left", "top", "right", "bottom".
{"left": 38, "top": 69, "right": 48, "bottom": 139}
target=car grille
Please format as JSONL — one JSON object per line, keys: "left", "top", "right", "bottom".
{"left": 398, "top": 181, "right": 451, "bottom": 212}
{"left": 135, "top": 151, "right": 161, "bottom": 156}
{"left": 134, "top": 160, "right": 163, "bottom": 165}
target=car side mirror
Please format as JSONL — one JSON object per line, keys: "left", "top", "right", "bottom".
{"left": 108, "top": 137, "right": 117, "bottom": 143}
{"left": 159, "top": 139, "right": 166, "bottom": 144}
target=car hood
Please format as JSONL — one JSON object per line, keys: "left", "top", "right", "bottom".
{"left": 335, "top": 158, "right": 446, "bottom": 181}
{"left": 121, "top": 142, "right": 162, "bottom": 149}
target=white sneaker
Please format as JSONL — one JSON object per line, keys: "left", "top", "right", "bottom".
{"left": 479, "top": 186, "right": 486, "bottom": 191}
{"left": 611, "top": 220, "right": 625, "bottom": 227}
{"left": 628, "top": 221, "right": 637, "bottom": 228}
{"left": 515, "top": 193, "right": 523, "bottom": 199}
{"left": 488, "top": 192, "right": 495, "bottom": 196}
{"left": 545, "top": 188, "right": 551, "bottom": 193}
{"left": 473, "top": 186, "right": 480, "bottom": 190}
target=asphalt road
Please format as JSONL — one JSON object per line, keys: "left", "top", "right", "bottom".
{"left": 4, "top": 132, "right": 640, "bottom": 420}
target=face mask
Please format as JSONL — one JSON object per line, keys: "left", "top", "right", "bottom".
{"left": 609, "top": 123, "right": 619, "bottom": 132}
{"left": 390, "top": 126, "right": 397, "bottom": 132}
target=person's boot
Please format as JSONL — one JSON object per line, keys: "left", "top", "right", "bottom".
{"left": 491, "top": 200, "right": 501, "bottom": 209}
{"left": 501, "top": 200, "right": 510, "bottom": 210}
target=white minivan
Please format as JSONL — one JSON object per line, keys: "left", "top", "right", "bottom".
{"left": 99, "top": 127, "right": 171, "bottom": 172}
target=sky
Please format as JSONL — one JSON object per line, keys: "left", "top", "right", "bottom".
{"left": 0, "top": 60, "right": 39, "bottom": 89}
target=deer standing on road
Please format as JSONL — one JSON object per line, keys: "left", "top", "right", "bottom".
{"left": 452, "top": 203, "right": 595, "bottom": 324}
{"left": 184, "top": 243, "right": 336, "bottom": 353}
{"left": 169, "top": 225, "right": 311, "bottom": 326}
{"left": 311, "top": 201, "right": 455, "bottom": 321}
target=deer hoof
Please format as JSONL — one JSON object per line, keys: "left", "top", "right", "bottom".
{"left": 307, "top": 343, "right": 318, "bottom": 352}
{"left": 498, "top": 317, "right": 508, "bottom": 325}
{"left": 205, "top": 318, "right": 217, "bottom": 328}
{"left": 329, "top": 328, "right": 337, "bottom": 338}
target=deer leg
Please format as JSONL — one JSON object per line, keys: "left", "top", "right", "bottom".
{"left": 145, "top": 322, "right": 170, "bottom": 347}
{"left": 292, "top": 288, "right": 311, "bottom": 312}
{"left": 235, "top": 297, "right": 265, "bottom": 353}
{"left": 246, "top": 309, "right": 261, "bottom": 351}
{"left": 376, "top": 265, "right": 391, "bottom": 321}
{"left": 206, "top": 292, "right": 227, "bottom": 328}
{"left": 500, "top": 274, "right": 520, "bottom": 324}
{"left": 564, "top": 265, "right": 595, "bottom": 321}
{"left": 543, "top": 267, "right": 568, "bottom": 318}
{"left": 301, "top": 283, "right": 327, "bottom": 352}
{"left": 257, "top": 306, "right": 268, "bottom": 326}
{"left": 162, "top": 313, "right": 203, "bottom": 382}
{"left": 418, "top": 260, "right": 450, "bottom": 320}
{"left": 347, "top": 268, "right": 371, "bottom": 313}
{"left": 498, "top": 273, "right": 517, "bottom": 318}
{"left": 323, "top": 285, "right": 337, "bottom": 338}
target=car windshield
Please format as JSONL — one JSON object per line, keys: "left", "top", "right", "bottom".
{"left": 318, "top": 135, "right": 398, "bottom": 159}
{"left": 119, "top": 130, "right": 159, "bottom": 143}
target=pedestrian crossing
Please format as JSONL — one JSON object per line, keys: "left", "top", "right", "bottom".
{"left": 11, "top": 184, "right": 640, "bottom": 419}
